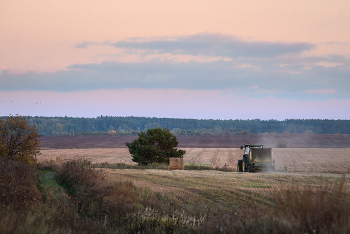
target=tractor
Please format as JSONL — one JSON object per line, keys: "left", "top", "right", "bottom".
{"left": 237, "top": 144, "right": 275, "bottom": 172}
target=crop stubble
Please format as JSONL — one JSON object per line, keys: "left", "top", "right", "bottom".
{"left": 106, "top": 169, "right": 350, "bottom": 211}
{"left": 38, "top": 148, "right": 350, "bottom": 173}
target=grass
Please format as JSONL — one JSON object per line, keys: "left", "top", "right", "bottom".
{"left": 95, "top": 161, "right": 170, "bottom": 170}
{"left": 95, "top": 161, "right": 236, "bottom": 172}
{"left": 36, "top": 170, "right": 65, "bottom": 201}
{"left": 1, "top": 157, "right": 350, "bottom": 233}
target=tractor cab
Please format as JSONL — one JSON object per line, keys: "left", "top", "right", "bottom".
{"left": 241, "top": 144, "right": 263, "bottom": 155}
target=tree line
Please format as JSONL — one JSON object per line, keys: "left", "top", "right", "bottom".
{"left": 1, "top": 116, "right": 350, "bottom": 135}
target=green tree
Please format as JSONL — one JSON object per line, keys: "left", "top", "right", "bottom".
{"left": 126, "top": 127, "right": 185, "bottom": 165}
{"left": 0, "top": 115, "right": 40, "bottom": 167}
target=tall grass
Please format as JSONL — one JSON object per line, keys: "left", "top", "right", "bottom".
{"left": 55, "top": 158, "right": 188, "bottom": 232}
{"left": 56, "top": 159, "right": 137, "bottom": 220}
{"left": 197, "top": 177, "right": 350, "bottom": 233}
{"left": 0, "top": 158, "right": 105, "bottom": 233}
{"left": 274, "top": 177, "right": 350, "bottom": 233}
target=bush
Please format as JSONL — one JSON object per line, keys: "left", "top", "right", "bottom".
{"left": 56, "top": 158, "right": 138, "bottom": 221}
{"left": 0, "top": 115, "right": 40, "bottom": 167}
{"left": 305, "top": 130, "right": 314, "bottom": 134}
{"left": 56, "top": 158, "right": 104, "bottom": 188}
{"left": 100, "top": 162, "right": 170, "bottom": 170}
{"left": 276, "top": 139, "right": 287, "bottom": 148}
{"left": 0, "top": 158, "right": 42, "bottom": 210}
{"left": 126, "top": 127, "right": 186, "bottom": 165}
{"left": 184, "top": 164, "right": 213, "bottom": 170}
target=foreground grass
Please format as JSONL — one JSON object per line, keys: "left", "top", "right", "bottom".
{"left": 106, "top": 168, "right": 350, "bottom": 214}
{"left": 1, "top": 158, "right": 350, "bottom": 233}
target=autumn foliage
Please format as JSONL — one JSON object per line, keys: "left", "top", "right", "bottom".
{"left": 0, "top": 115, "right": 40, "bottom": 167}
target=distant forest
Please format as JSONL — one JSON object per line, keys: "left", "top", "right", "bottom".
{"left": 1, "top": 116, "right": 350, "bottom": 136}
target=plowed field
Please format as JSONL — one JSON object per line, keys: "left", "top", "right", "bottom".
{"left": 39, "top": 148, "right": 350, "bottom": 173}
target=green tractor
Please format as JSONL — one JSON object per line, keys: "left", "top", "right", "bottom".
{"left": 237, "top": 144, "right": 275, "bottom": 172}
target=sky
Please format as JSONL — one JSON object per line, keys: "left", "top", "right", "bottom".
{"left": 1, "top": 0, "right": 350, "bottom": 120}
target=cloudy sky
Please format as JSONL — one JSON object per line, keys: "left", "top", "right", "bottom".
{"left": 1, "top": 0, "right": 350, "bottom": 120}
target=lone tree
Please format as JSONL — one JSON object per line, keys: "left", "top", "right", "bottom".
{"left": 126, "top": 127, "right": 185, "bottom": 165}
{"left": 0, "top": 115, "right": 40, "bottom": 167}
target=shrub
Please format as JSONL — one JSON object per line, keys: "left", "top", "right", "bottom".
{"left": 184, "top": 164, "right": 213, "bottom": 170}
{"left": 56, "top": 158, "right": 138, "bottom": 222}
{"left": 126, "top": 127, "right": 186, "bottom": 165}
{"left": 94, "top": 162, "right": 135, "bottom": 169}
{"left": 304, "top": 130, "right": 314, "bottom": 134}
{"left": 276, "top": 139, "right": 287, "bottom": 148}
{"left": 0, "top": 115, "right": 40, "bottom": 167}
{"left": 0, "top": 158, "right": 42, "bottom": 210}
{"left": 56, "top": 158, "right": 103, "bottom": 187}
{"left": 132, "top": 162, "right": 169, "bottom": 170}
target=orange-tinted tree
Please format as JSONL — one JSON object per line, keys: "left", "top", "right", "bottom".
{"left": 0, "top": 115, "right": 40, "bottom": 167}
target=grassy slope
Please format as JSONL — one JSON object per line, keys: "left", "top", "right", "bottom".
{"left": 2, "top": 158, "right": 350, "bottom": 233}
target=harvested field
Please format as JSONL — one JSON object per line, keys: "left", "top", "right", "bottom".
{"left": 39, "top": 134, "right": 350, "bottom": 148}
{"left": 105, "top": 168, "right": 350, "bottom": 213}
{"left": 39, "top": 148, "right": 136, "bottom": 165}
{"left": 39, "top": 147, "right": 350, "bottom": 173}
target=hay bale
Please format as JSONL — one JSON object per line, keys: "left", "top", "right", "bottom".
{"left": 169, "top": 158, "right": 184, "bottom": 170}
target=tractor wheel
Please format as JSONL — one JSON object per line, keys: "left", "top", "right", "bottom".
{"left": 237, "top": 160, "right": 243, "bottom": 172}
{"left": 248, "top": 165, "right": 252, "bottom": 173}
{"left": 243, "top": 161, "right": 249, "bottom": 172}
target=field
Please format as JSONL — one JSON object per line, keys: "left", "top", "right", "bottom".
{"left": 39, "top": 134, "right": 350, "bottom": 148}
{"left": 39, "top": 147, "right": 350, "bottom": 173}
{"left": 106, "top": 168, "right": 350, "bottom": 212}
{"left": 38, "top": 134, "right": 350, "bottom": 172}
{"left": 3, "top": 134, "right": 350, "bottom": 233}
{"left": 3, "top": 157, "right": 348, "bottom": 233}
